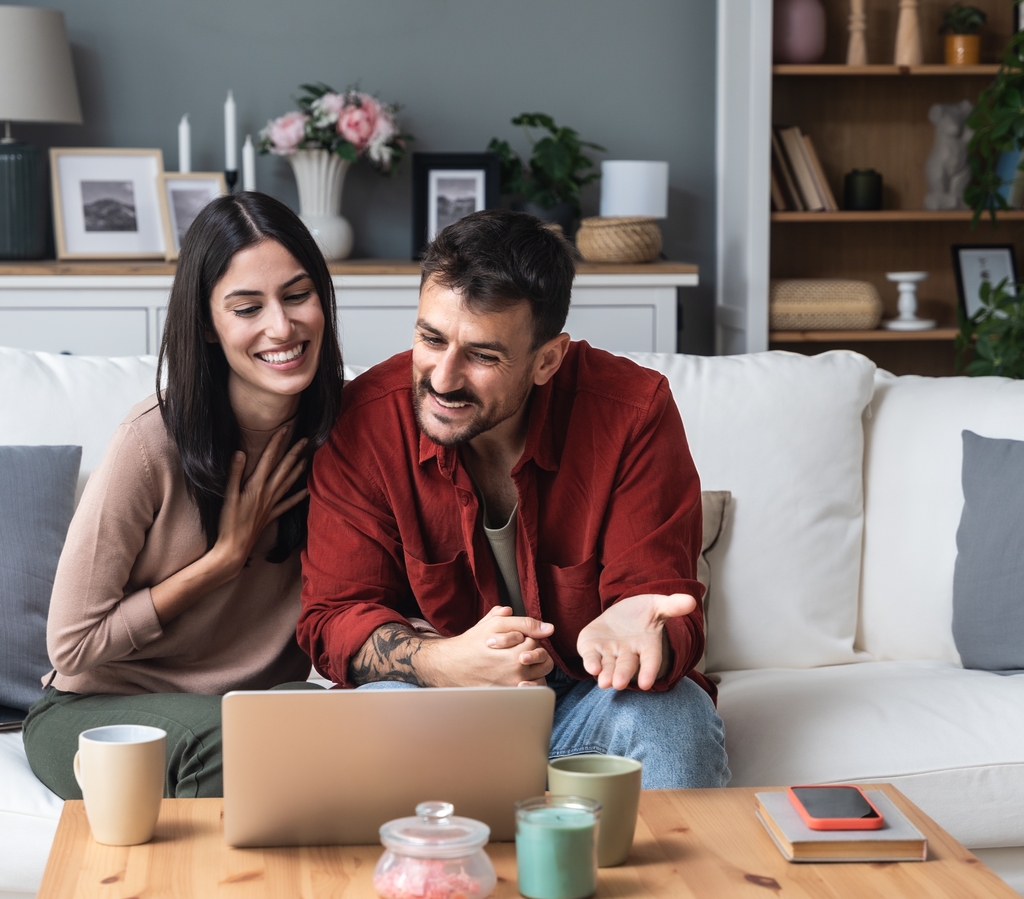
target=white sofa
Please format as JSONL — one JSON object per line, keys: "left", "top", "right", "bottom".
{"left": 3, "top": 345, "right": 1024, "bottom": 898}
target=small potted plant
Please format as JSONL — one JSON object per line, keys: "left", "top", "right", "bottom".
{"left": 486, "top": 113, "right": 604, "bottom": 234}
{"left": 940, "top": 4, "right": 986, "bottom": 66}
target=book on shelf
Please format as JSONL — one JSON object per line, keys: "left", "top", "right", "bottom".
{"left": 777, "top": 126, "right": 825, "bottom": 212}
{"left": 755, "top": 790, "right": 927, "bottom": 863}
{"left": 801, "top": 135, "right": 838, "bottom": 211}
{"left": 771, "top": 130, "right": 805, "bottom": 211}
{"left": 770, "top": 169, "right": 787, "bottom": 211}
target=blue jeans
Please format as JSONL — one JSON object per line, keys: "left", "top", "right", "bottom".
{"left": 358, "top": 670, "right": 730, "bottom": 790}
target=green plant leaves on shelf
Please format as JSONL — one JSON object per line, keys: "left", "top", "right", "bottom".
{"left": 957, "top": 277, "right": 1024, "bottom": 378}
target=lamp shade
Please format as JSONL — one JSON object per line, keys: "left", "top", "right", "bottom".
{"left": 599, "top": 160, "right": 669, "bottom": 218}
{"left": 0, "top": 5, "right": 81, "bottom": 124}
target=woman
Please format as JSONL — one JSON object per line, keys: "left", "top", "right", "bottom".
{"left": 23, "top": 192, "right": 344, "bottom": 799}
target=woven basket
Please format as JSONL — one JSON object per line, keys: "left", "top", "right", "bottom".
{"left": 576, "top": 216, "right": 662, "bottom": 263}
{"left": 769, "top": 279, "right": 883, "bottom": 331}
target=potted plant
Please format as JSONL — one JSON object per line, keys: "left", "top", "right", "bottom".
{"left": 940, "top": 4, "right": 986, "bottom": 65}
{"left": 964, "top": 26, "right": 1024, "bottom": 223}
{"left": 487, "top": 113, "right": 604, "bottom": 234}
{"left": 259, "top": 83, "right": 409, "bottom": 259}
{"left": 956, "top": 277, "right": 1024, "bottom": 377}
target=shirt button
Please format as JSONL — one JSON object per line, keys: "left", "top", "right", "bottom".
{"left": 459, "top": 493, "right": 470, "bottom": 506}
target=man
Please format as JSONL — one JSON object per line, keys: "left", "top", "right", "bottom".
{"left": 299, "top": 210, "right": 729, "bottom": 788}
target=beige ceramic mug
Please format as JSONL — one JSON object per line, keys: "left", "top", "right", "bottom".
{"left": 548, "top": 754, "right": 642, "bottom": 866}
{"left": 73, "top": 724, "right": 166, "bottom": 846}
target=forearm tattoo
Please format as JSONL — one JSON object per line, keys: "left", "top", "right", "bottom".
{"left": 348, "top": 623, "right": 437, "bottom": 686}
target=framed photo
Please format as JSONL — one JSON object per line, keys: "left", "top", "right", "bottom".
{"left": 50, "top": 148, "right": 167, "bottom": 260}
{"left": 158, "top": 172, "right": 227, "bottom": 260}
{"left": 952, "top": 244, "right": 1019, "bottom": 318}
{"left": 412, "top": 152, "right": 500, "bottom": 258}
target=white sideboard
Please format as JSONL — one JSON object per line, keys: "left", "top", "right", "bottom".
{"left": 0, "top": 261, "right": 697, "bottom": 367}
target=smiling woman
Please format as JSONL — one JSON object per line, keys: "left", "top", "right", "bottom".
{"left": 22, "top": 193, "right": 345, "bottom": 801}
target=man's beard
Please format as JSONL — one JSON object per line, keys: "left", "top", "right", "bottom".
{"left": 413, "top": 375, "right": 532, "bottom": 446}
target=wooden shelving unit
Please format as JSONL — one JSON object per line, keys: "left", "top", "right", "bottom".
{"left": 768, "top": 0, "right": 1019, "bottom": 376}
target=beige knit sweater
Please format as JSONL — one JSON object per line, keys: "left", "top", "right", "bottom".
{"left": 45, "top": 397, "right": 311, "bottom": 695}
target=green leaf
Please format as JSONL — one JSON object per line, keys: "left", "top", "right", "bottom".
{"left": 335, "top": 143, "right": 358, "bottom": 162}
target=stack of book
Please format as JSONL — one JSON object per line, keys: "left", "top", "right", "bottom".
{"left": 771, "top": 126, "right": 838, "bottom": 212}
{"left": 755, "top": 790, "right": 927, "bottom": 863}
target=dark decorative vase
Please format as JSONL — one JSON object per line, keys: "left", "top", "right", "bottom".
{"left": 0, "top": 142, "right": 47, "bottom": 260}
{"left": 844, "top": 169, "right": 883, "bottom": 210}
{"left": 773, "top": 0, "right": 827, "bottom": 64}
{"left": 514, "top": 200, "right": 575, "bottom": 236}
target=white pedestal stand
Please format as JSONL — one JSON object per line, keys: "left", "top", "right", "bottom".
{"left": 884, "top": 271, "right": 935, "bottom": 331}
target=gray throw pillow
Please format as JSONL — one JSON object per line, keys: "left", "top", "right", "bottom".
{"left": 952, "top": 431, "right": 1024, "bottom": 673}
{"left": 0, "top": 445, "right": 81, "bottom": 715}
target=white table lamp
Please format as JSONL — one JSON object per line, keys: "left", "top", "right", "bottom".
{"left": 0, "top": 5, "right": 82, "bottom": 259}
{"left": 578, "top": 161, "right": 669, "bottom": 263}
{"left": 599, "top": 160, "right": 669, "bottom": 218}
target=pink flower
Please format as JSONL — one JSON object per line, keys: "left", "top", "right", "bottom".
{"left": 312, "top": 92, "right": 345, "bottom": 125}
{"left": 337, "top": 94, "right": 381, "bottom": 150}
{"left": 265, "top": 111, "right": 307, "bottom": 155}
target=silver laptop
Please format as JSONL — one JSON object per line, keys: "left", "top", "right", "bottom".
{"left": 222, "top": 686, "right": 555, "bottom": 847}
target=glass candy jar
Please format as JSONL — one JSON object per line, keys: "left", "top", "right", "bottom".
{"left": 374, "top": 802, "right": 497, "bottom": 899}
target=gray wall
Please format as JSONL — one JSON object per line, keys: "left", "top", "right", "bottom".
{"left": 17, "top": 0, "right": 718, "bottom": 353}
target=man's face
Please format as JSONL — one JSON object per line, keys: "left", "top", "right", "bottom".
{"left": 412, "top": 276, "right": 541, "bottom": 447}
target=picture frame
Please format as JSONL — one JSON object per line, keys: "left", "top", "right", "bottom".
{"left": 50, "top": 148, "right": 167, "bottom": 260}
{"left": 158, "top": 172, "right": 228, "bottom": 261}
{"left": 412, "top": 152, "right": 500, "bottom": 258}
{"left": 952, "top": 244, "right": 1019, "bottom": 318}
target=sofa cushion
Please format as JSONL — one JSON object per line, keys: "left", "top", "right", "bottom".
{"left": 0, "top": 732, "right": 62, "bottom": 895}
{"left": 952, "top": 431, "right": 1024, "bottom": 672}
{"left": 0, "top": 347, "right": 158, "bottom": 497}
{"left": 0, "top": 446, "right": 81, "bottom": 714}
{"left": 627, "top": 350, "right": 876, "bottom": 671}
{"left": 718, "top": 660, "right": 1024, "bottom": 849}
{"left": 860, "top": 372, "right": 1024, "bottom": 663}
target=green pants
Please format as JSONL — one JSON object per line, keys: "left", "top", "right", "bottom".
{"left": 23, "top": 683, "right": 319, "bottom": 800}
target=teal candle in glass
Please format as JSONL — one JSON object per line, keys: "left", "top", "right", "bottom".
{"left": 514, "top": 796, "right": 601, "bottom": 899}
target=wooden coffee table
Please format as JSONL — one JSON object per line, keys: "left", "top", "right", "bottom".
{"left": 38, "top": 784, "right": 1016, "bottom": 898}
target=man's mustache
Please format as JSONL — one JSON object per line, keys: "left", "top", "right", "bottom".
{"left": 420, "top": 378, "right": 479, "bottom": 406}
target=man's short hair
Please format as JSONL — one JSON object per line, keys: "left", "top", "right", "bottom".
{"left": 420, "top": 209, "right": 576, "bottom": 349}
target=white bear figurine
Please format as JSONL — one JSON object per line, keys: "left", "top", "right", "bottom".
{"left": 924, "top": 99, "right": 974, "bottom": 210}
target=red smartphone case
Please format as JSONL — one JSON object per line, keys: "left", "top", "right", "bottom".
{"left": 787, "top": 785, "right": 885, "bottom": 831}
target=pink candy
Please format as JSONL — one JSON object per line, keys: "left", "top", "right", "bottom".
{"left": 373, "top": 857, "right": 484, "bottom": 899}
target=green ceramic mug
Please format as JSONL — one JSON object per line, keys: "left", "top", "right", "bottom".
{"left": 547, "top": 754, "right": 642, "bottom": 867}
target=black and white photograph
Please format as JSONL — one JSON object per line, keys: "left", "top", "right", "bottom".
{"left": 158, "top": 173, "right": 227, "bottom": 260}
{"left": 953, "top": 245, "right": 1019, "bottom": 318}
{"left": 429, "top": 171, "right": 485, "bottom": 238}
{"left": 80, "top": 181, "right": 138, "bottom": 232}
{"left": 51, "top": 148, "right": 166, "bottom": 259}
{"left": 412, "top": 152, "right": 500, "bottom": 258}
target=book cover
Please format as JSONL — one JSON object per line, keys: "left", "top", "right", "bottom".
{"left": 771, "top": 130, "right": 805, "bottom": 211}
{"left": 802, "top": 135, "right": 838, "bottom": 211}
{"left": 755, "top": 790, "right": 927, "bottom": 863}
{"left": 778, "top": 127, "right": 825, "bottom": 212}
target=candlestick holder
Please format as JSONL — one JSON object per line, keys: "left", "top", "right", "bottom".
{"left": 225, "top": 169, "right": 238, "bottom": 194}
{"left": 884, "top": 271, "right": 935, "bottom": 331}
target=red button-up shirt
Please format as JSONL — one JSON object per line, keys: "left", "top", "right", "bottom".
{"left": 299, "top": 342, "right": 712, "bottom": 699}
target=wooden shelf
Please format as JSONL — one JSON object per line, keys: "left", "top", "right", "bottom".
{"left": 774, "top": 64, "right": 1000, "bottom": 76}
{"left": 772, "top": 210, "right": 1024, "bottom": 222}
{"left": 770, "top": 327, "right": 959, "bottom": 342}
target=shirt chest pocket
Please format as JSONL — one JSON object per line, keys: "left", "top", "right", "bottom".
{"left": 536, "top": 553, "right": 601, "bottom": 618}
{"left": 404, "top": 550, "right": 477, "bottom": 634}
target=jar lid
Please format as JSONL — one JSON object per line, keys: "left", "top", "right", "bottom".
{"left": 379, "top": 802, "right": 491, "bottom": 859}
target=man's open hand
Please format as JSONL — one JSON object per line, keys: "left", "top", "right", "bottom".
{"left": 577, "top": 593, "right": 696, "bottom": 691}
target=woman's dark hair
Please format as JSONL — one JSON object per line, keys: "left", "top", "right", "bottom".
{"left": 157, "top": 192, "right": 343, "bottom": 561}
{"left": 420, "top": 209, "right": 576, "bottom": 349}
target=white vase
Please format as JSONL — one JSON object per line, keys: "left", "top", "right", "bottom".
{"left": 287, "top": 149, "right": 353, "bottom": 260}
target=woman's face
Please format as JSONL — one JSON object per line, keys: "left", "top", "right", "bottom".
{"left": 207, "top": 239, "right": 325, "bottom": 427}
